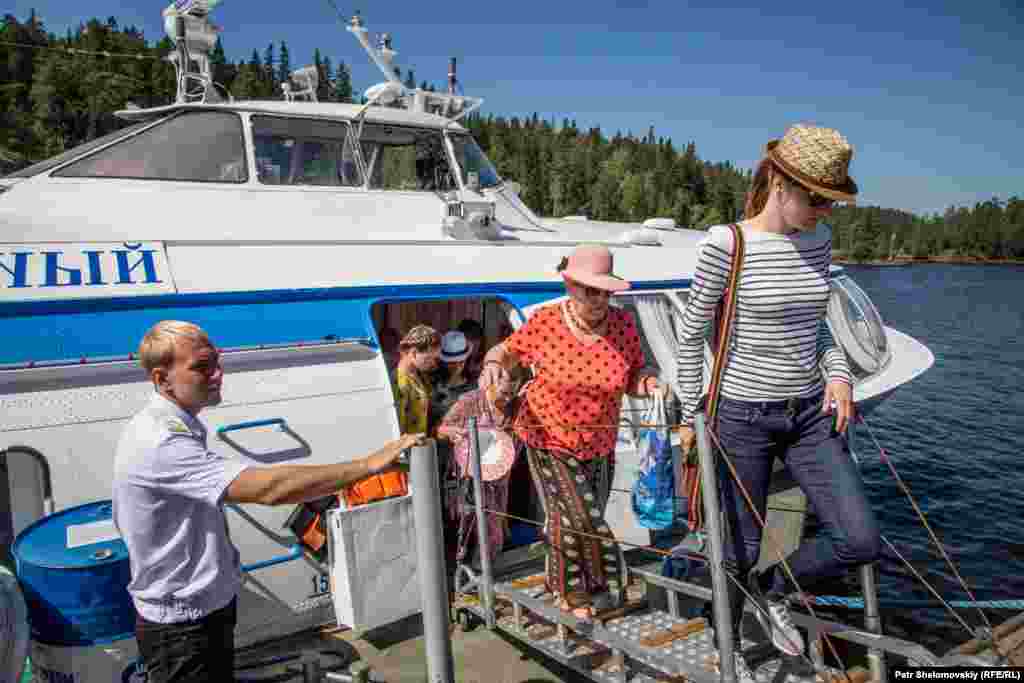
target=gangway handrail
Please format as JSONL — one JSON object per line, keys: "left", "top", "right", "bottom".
{"left": 241, "top": 544, "right": 303, "bottom": 573}
{"left": 694, "top": 411, "right": 739, "bottom": 683}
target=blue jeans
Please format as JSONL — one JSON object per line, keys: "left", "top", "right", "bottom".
{"left": 714, "top": 392, "right": 880, "bottom": 631}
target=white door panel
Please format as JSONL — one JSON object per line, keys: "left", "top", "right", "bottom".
{"left": 0, "top": 342, "right": 403, "bottom": 644}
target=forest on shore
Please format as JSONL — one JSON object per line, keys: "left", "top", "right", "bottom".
{"left": 3, "top": 12, "right": 1022, "bottom": 260}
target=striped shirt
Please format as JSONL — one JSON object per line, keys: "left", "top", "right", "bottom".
{"left": 675, "top": 223, "right": 852, "bottom": 426}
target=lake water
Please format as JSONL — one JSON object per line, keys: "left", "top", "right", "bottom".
{"left": 841, "top": 263, "right": 1024, "bottom": 651}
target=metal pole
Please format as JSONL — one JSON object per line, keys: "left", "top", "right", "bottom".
{"left": 301, "top": 651, "right": 322, "bottom": 683}
{"left": 860, "top": 562, "right": 888, "bottom": 683}
{"left": 410, "top": 440, "right": 455, "bottom": 683}
{"left": 468, "top": 416, "right": 496, "bottom": 629}
{"left": 695, "top": 412, "right": 737, "bottom": 683}
{"left": 174, "top": 16, "right": 188, "bottom": 103}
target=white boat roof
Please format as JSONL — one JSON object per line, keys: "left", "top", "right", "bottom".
{"left": 115, "top": 100, "right": 468, "bottom": 132}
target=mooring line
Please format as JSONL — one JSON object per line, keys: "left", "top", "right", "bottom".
{"left": 859, "top": 414, "right": 993, "bottom": 632}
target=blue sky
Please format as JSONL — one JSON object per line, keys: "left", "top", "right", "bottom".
{"left": 12, "top": 0, "right": 1023, "bottom": 216}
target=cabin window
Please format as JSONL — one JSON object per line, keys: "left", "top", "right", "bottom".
{"left": 827, "top": 275, "right": 890, "bottom": 378}
{"left": 449, "top": 134, "right": 502, "bottom": 189}
{"left": 360, "top": 126, "right": 456, "bottom": 192}
{"left": 53, "top": 111, "right": 247, "bottom": 183}
{"left": 251, "top": 116, "right": 363, "bottom": 187}
{"left": 7, "top": 120, "right": 158, "bottom": 178}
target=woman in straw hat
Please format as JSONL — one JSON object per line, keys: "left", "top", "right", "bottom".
{"left": 480, "top": 244, "right": 668, "bottom": 619}
{"left": 675, "top": 125, "right": 880, "bottom": 676}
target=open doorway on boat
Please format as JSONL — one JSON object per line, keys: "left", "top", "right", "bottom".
{"left": 369, "top": 297, "right": 542, "bottom": 572}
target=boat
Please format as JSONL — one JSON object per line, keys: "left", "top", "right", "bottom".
{"left": 0, "top": 3, "right": 943, "bottom": 681}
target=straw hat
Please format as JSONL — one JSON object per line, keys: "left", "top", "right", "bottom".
{"left": 557, "top": 244, "right": 631, "bottom": 292}
{"left": 399, "top": 324, "right": 440, "bottom": 350}
{"left": 440, "top": 331, "right": 471, "bottom": 363}
{"left": 766, "top": 124, "right": 859, "bottom": 203}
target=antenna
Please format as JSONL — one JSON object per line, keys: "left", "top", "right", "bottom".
{"left": 341, "top": 11, "right": 484, "bottom": 124}
{"left": 346, "top": 12, "right": 402, "bottom": 86}
{"left": 163, "top": 0, "right": 223, "bottom": 103}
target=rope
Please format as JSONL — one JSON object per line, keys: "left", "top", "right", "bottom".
{"left": 859, "top": 415, "right": 993, "bottom": 632}
{"left": 723, "top": 570, "right": 823, "bottom": 675}
{"left": 881, "top": 535, "right": 974, "bottom": 636}
{"left": 0, "top": 40, "right": 164, "bottom": 61}
{"left": 607, "top": 487, "right": 808, "bottom": 515}
{"left": 479, "top": 508, "right": 705, "bottom": 563}
{"left": 809, "top": 596, "right": 1024, "bottom": 611}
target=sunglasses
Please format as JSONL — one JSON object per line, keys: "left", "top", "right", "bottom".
{"left": 805, "top": 189, "right": 836, "bottom": 209}
{"left": 780, "top": 174, "right": 836, "bottom": 209}
{"left": 569, "top": 281, "right": 610, "bottom": 298}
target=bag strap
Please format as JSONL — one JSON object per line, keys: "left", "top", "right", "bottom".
{"left": 704, "top": 223, "right": 745, "bottom": 428}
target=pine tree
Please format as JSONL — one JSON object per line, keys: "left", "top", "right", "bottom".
{"left": 333, "top": 60, "right": 352, "bottom": 103}
{"left": 233, "top": 51, "right": 264, "bottom": 101}
{"left": 620, "top": 172, "right": 647, "bottom": 221}
{"left": 277, "top": 41, "right": 291, "bottom": 90}
{"left": 318, "top": 55, "right": 333, "bottom": 101}
{"left": 210, "top": 37, "right": 230, "bottom": 91}
{"left": 695, "top": 205, "right": 722, "bottom": 231}
{"left": 713, "top": 180, "right": 737, "bottom": 224}
{"left": 672, "top": 188, "right": 694, "bottom": 229}
{"left": 263, "top": 42, "right": 275, "bottom": 91}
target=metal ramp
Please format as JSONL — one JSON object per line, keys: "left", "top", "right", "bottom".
{"left": 448, "top": 413, "right": 949, "bottom": 683}
{"left": 458, "top": 569, "right": 866, "bottom": 683}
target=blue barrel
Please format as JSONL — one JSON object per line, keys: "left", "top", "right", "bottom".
{"left": 12, "top": 501, "right": 134, "bottom": 646}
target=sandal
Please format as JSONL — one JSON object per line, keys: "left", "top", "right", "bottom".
{"left": 555, "top": 591, "right": 596, "bottom": 620}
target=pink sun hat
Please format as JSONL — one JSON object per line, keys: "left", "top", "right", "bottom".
{"left": 557, "top": 244, "right": 631, "bottom": 292}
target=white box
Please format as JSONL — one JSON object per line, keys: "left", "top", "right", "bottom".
{"left": 326, "top": 496, "right": 421, "bottom": 632}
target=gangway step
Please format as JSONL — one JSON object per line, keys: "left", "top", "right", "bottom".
{"left": 459, "top": 574, "right": 843, "bottom": 683}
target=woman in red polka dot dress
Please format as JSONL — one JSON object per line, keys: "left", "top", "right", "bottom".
{"left": 480, "top": 244, "right": 667, "bottom": 619}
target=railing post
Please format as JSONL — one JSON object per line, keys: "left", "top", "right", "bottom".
{"left": 860, "top": 562, "right": 887, "bottom": 683}
{"left": 409, "top": 439, "right": 455, "bottom": 683}
{"left": 695, "top": 412, "right": 737, "bottom": 683}
{"left": 467, "top": 417, "right": 496, "bottom": 629}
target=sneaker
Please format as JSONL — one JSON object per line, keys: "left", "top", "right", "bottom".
{"left": 753, "top": 595, "right": 805, "bottom": 656}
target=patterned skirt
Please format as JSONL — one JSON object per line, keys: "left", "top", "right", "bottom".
{"left": 526, "top": 446, "right": 625, "bottom": 608}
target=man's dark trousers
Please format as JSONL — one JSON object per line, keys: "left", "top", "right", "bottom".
{"left": 135, "top": 598, "right": 237, "bottom": 683}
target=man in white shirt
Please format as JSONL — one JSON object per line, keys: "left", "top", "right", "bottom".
{"left": 113, "top": 320, "right": 423, "bottom": 683}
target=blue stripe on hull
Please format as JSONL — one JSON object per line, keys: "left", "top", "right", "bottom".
{"left": 0, "top": 280, "right": 691, "bottom": 365}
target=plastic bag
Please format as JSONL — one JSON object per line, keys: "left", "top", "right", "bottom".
{"left": 631, "top": 390, "right": 677, "bottom": 529}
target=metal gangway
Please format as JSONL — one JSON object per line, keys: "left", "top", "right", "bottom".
{"left": 439, "top": 412, "right": 997, "bottom": 683}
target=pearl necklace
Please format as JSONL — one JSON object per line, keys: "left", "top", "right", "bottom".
{"left": 564, "top": 300, "right": 608, "bottom": 338}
